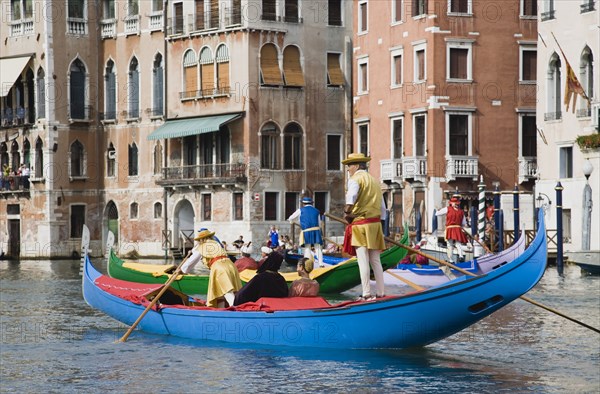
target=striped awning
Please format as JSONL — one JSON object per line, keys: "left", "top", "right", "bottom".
{"left": 147, "top": 113, "right": 243, "bottom": 140}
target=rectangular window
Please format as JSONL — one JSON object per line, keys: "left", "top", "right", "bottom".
{"left": 233, "top": 192, "right": 243, "bottom": 221}
{"left": 262, "top": 0, "right": 276, "bottom": 21}
{"left": 327, "top": 134, "right": 342, "bottom": 170}
{"left": 359, "top": 123, "right": 369, "bottom": 155}
{"left": 562, "top": 209, "right": 571, "bottom": 243}
{"left": 450, "top": 0, "right": 468, "bottom": 13}
{"left": 104, "top": 0, "right": 115, "bottom": 19}
{"left": 327, "top": 53, "right": 345, "bottom": 86}
{"left": 70, "top": 205, "right": 85, "bottom": 238}
{"left": 264, "top": 192, "right": 278, "bottom": 221}
{"left": 415, "top": 48, "right": 425, "bottom": 81}
{"left": 128, "top": 0, "right": 138, "bottom": 16}
{"left": 414, "top": 114, "right": 426, "bottom": 156}
{"left": 68, "top": 0, "right": 84, "bottom": 18}
{"left": 328, "top": 0, "right": 342, "bottom": 26}
{"left": 559, "top": 146, "right": 573, "bottom": 178}
{"left": 152, "top": 0, "right": 163, "bottom": 11}
{"left": 449, "top": 48, "right": 468, "bottom": 79}
{"left": 392, "top": 52, "right": 403, "bottom": 86}
{"left": 195, "top": 0, "right": 205, "bottom": 30}
{"left": 174, "top": 3, "right": 184, "bottom": 34}
{"left": 521, "top": 115, "right": 537, "bottom": 157}
{"left": 449, "top": 114, "right": 468, "bottom": 155}
{"left": 521, "top": 49, "right": 537, "bottom": 82}
{"left": 11, "top": 0, "right": 22, "bottom": 20}
{"left": 522, "top": 0, "right": 537, "bottom": 16}
{"left": 358, "top": 59, "right": 368, "bottom": 93}
{"left": 412, "top": 0, "right": 427, "bottom": 16}
{"left": 202, "top": 194, "right": 212, "bottom": 221}
{"left": 392, "top": 118, "right": 403, "bottom": 159}
{"left": 314, "top": 192, "right": 328, "bottom": 215}
{"left": 359, "top": 1, "right": 368, "bottom": 32}
{"left": 285, "top": 192, "right": 299, "bottom": 220}
{"left": 393, "top": 0, "right": 402, "bottom": 22}
{"left": 284, "top": 0, "right": 299, "bottom": 22}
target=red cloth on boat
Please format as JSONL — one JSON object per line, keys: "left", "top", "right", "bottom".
{"left": 234, "top": 256, "right": 258, "bottom": 272}
{"left": 342, "top": 217, "right": 381, "bottom": 256}
{"left": 95, "top": 276, "right": 164, "bottom": 306}
{"left": 233, "top": 297, "right": 331, "bottom": 311}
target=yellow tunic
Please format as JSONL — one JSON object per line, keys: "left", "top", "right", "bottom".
{"left": 349, "top": 171, "right": 386, "bottom": 250}
{"left": 196, "top": 240, "right": 242, "bottom": 307}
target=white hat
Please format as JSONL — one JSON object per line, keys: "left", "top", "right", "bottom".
{"left": 261, "top": 246, "right": 272, "bottom": 255}
{"left": 241, "top": 244, "right": 254, "bottom": 254}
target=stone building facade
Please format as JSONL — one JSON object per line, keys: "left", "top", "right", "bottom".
{"left": 0, "top": 0, "right": 351, "bottom": 258}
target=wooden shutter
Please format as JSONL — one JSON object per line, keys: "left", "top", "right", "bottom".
{"left": 217, "top": 61, "right": 229, "bottom": 93}
{"left": 185, "top": 65, "right": 197, "bottom": 93}
{"left": 283, "top": 46, "right": 304, "bottom": 86}
{"left": 327, "top": 53, "right": 345, "bottom": 86}
{"left": 201, "top": 63, "right": 214, "bottom": 94}
{"left": 260, "top": 44, "right": 283, "bottom": 85}
{"left": 195, "top": 0, "right": 205, "bottom": 30}
{"left": 394, "top": 55, "right": 402, "bottom": 85}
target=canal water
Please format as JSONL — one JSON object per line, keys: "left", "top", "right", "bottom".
{"left": 1, "top": 258, "right": 599, "bottom": 393}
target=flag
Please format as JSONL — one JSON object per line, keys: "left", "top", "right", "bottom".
{"left": 551, "top": 32, "right": 590, "bottom": 113}
{"left": 564, "top": 61, "right": 587, "bottom": 113}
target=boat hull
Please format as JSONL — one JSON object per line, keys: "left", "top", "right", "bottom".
{"left": 83, "top": 213, "right": 547, "bottom": 349}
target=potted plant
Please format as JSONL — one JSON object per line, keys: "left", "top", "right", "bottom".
{"left": 576, "top": 134, "right": 600, "bottom": 151}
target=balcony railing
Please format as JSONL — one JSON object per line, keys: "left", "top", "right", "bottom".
{"left": 149, "top": 12, "right": 163, "bottom": 31}
{"left": 577, "top": 107, "right": 592, "bottom": 118}
{"left": 518, "top": 156, "right": 537, "bottom": 184}
{"left": 1, "top": 107, "right": 35, "bottom": 128}
{"left": 67, "top": 18, "right": 87, "bottom": 34}
{"left": 445, "top": 155, "right": 478, "bottom": 181}
{"left": 169, "top": 16, "right": 185, "bottom": 35}
{"left": 402, "top": 156, "right": 427, "bottom": 181}
{"left": 124, "top": 15, "right": 140, "bottom": 35}
{"left": 101, "top": 19, "right": 116, "bottom": 38}
{"left": 157, "top": 163, "right": 247, "bottom": 187}
{"left": 380, "top": 159, "right": 403, "bottom": 183}
{"left": 0, "top": 175, "right": 31, "bottom": 196}
{"left": 544, "top": 111, "right": 562, "bottom": 121}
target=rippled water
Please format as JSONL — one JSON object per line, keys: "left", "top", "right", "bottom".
{"left": 1, "top": 259, "right": 599, "bottom": 393}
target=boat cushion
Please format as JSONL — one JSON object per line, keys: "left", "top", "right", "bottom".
{"left": 234, "top": 297, "right": 331, "bottom": 311}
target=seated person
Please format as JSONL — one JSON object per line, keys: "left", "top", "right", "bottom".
{"left": 234, "top": 243, "right": 258, "bottom": 272}
{"left": 233, "top": 252, "right": 288, "bottom": 306}
{"left": 288, "top": 258, "right": 320, "bottom": 297}
{"left": 257, "top": 246, "right": 272, "bottom": 269}
{"left": 398, "top": 245, "right": 429, "bottom": 265}
{"left": 181, "top": 229, "right": 242, "bottom": 308}
{"left": 232, "top": 235, "right": 244, "bottom": 249}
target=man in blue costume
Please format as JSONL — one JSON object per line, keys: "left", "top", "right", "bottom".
{"left": 288, "top": 196, "right": 324, "bottom": 267}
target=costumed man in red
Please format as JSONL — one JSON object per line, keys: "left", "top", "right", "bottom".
{"left": 435, "top": 195, "right": 469, "bottom": 263}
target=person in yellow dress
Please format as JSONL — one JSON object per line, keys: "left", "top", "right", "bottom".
{"left": 341, "top": 153, "right": 387, "bottom": 301}
{"left": 181, "top": 229, "right": 242, "bottom": 308}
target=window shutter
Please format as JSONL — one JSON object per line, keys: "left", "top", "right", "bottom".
{"left": 201, "top": 63, "right": 214, "bottom": 95}
{"left": 185, "top": 66, "right": 198, "bottom": 93}
{"left": 217, "top": 62, "right": 229, "bottom": 93}
{"left": 260, "top": 44, "right": 283, "bottom": 85}
{"left": 327, "top": 53, "right": 345, "bottom": 86}
{"left": 283, "top": 47, "right": 305, "bottom": 86}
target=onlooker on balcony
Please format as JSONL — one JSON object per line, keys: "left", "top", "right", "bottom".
{"left": 16, "top": 106, "right": 25, "bottom": 125}
{"left": 4, "top": 108, "right": 13, "bottom": 126}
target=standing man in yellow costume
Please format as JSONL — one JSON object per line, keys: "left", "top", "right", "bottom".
{"left": 181, "top": 229, "right": 242, "bottom": 308}
{"left": 341, "top": 153, "right": 387, "bottom": 301}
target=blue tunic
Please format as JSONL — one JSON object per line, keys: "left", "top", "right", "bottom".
{"left": 299, "top": 206, "right": 323, "bottom": 245}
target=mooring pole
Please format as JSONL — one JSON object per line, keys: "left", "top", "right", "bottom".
{"left": 478, "top": 176, "right": 486, "bottom": 242}
{"left": 494, "top": 184, "right": 501, "bottom": 252}
{"left": 556, "top": 182, "right": 564, "bottom": 275}
{"left": 513, "top": 184, "right": 520, "bottom": 242}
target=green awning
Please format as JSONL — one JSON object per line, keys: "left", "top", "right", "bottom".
{"left": 147, "top": 113, "right": 243, "bottom": 140}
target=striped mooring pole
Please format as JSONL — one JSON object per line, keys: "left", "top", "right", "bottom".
{"left": 556, "top": 182, "right": 564, "bottom": 275}
{"left": 513, "top": 184, "right": 520, "bottom": 242}
{"left": 478, "top": 175, "right": 486, "bottom": 242}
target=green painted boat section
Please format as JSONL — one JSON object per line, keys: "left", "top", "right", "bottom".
{"left": 108, "top": 225, "right": 409, "bottom": 295}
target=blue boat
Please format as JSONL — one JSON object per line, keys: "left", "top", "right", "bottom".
{"left": 82, "top": 212, "right": 547, "bottom": 349}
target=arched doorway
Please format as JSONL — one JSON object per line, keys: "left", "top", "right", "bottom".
{"left": 105, "top": 201, "right": 119, "bottom": 253}
{"left": 173, "top": 199, "right": 194, "bottom": 252}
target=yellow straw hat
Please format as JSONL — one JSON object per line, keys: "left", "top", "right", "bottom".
{"left": 194, "top": 229, "right": 215, "bottom": 241}
{"left": 341, "top": 152, "right": 371, "bottom": 165}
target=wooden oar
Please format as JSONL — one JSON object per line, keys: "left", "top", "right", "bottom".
{"left": 326, "top": 212, "right": 600, "bottom": 334}
{"left": 462, "top": 228, "right": 493, "bottom": 254}
{"left": 384, "top": 270, "right": 425, "bottom": 291}
{"left": 118, "top": 250, "right": 193, "bottom": 342}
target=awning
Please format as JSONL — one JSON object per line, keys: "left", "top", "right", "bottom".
{"left": 147, "top": 113, "right": 243, "bottom": 140}
{"left": 0, "top": 55, "right": 33, "bottom": 97}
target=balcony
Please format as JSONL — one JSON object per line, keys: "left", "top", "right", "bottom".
{"left": 156, "top": 163, "right": 247, "bottom": 188}
{"left": 402, "top": 156, "right": 427, "bottom": 182}
{"left": 67, "top": 18, "right": 87, "bottom": 35}
{"left": 149, "top": 12, "right": 163, "bottom": 31}
{"left": 380, "top": 159, "right": 403, "bottom": 184}
{"left": 124, "top": 15, "right": 140, "bottom": 35}
{"left": 577, "top": 107, "right": 592, "bottom": 118}
{"left": 101, "top": 19, "right": 116, "bottom": 38}
{"left": 518, "top": 156, "right": 537, "bottom": 184}
{"left": 445, "top": 155, "right": 478, "bottom": 181}
{"left": 0, "top": 175, "right": 31, "bottom": 199}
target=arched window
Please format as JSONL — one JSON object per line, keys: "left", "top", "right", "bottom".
{"left": 153, "top": 53, "right": 164, "bottom": 115}
{"left": 26, "top": 68, "right": 35, "bottom": 123}
{"left": 128, "top": 142, "right": 138, "bottom": 176}
{"left": 23, "top": 139, "right": 30, "bottom": 167}
{"left": 546, "top": 53, "right": 561, "bottom": 120}
{"left": 153, "top": 143, "right": 163, "bottom": 175}
{"left": 183, "top": 49, "right": 197, "bottom": 98}
{"left": 0, "top": 143, "right": 8, "bottom": 171}
{"left": 106, "top": 200, "right": 119, "bottom": 242}
{"left": 128, "top": 57, "right": 139, "bottom": 118}
{"left": 10, "top": 141, "right": 20, "bottom": 171}
{"left": 37, "top": 67, "right": 46, "bottom": 119}
{"left": 154, "top": 202, "right": 163, "bottom": 219}
{"left": 105, "top": 60, "right": 116, "bottom": 120}
{"left": 199, "top": 47, "right": 214, "bottom": 96}
{"left": 107, "top": 142, "right": 116, "bottom": 177}
{"left": 283, "top": 122, "right": 303, "bottom": 169}
{"left": 35, "top": 137, "right": 43, "bottom": 178}
{"left": 215, "top": 44, "right": 230, "bottom": 94}
{"left": 70, "top": 59, "right": 86, "bottom": 119}
{"left": 70, "top": 140, "right": 85, "bottom": 177}
{"left": 260, "top": 122, "right": 280, "bottom": 169}
{"left": 260, "top": 44, "right": 283, "bottom": 85}
{"left": 580, "top": 47, "right": 594, "bottom": 113}
{"left": 282, "top": 45, "right": 304, "bottom": 87}
{"left": 130, "top": 201, "right": 139, "bottom": 219}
